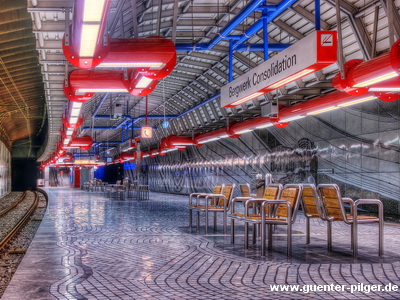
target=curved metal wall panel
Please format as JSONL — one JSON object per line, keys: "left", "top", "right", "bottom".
{"left": 142, "top": 99, "right": 400, "bottom": 215}
{"left": 0, "top": 142, "right": 11, "bottom": 196}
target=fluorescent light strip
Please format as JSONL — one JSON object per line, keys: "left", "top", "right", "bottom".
{"left": 278, "top": 115, "right": 305, "bottom": 123}
{"left": 199, "top": 137, "right": 220, "bottom": 144}
{"left": 230, "top": 92, "right": 264, "bottom": 107}
{"left": 256, "top": 123, "right": 273, "bottom": 129}
{"left": 69, "top": 117, "right": 79, "bottom": 125}
{"left": 353, "top": 72, "right": 398, "bottom": 87}
{"left": 307, "top": 106, "right": 340, "bottom": 115}
{"left": 70, "top": 108, "right": 81, "bottom": 117}
{"left": 338, "top": 96, "right": 377, "bottom": 107}
{"left": 369, "top": 87, "right": 400, "bottom": 91}
{"left": 72, "top": 102, "right": 82, "bottom": 109}
{"left": 97, "top": 62, "right": 165, "bottom": 68}
{"left": 174, "top": 143, "right": 194, "bottom": 146}
{"left": 267, "top": 69, "right": 315, "bottom": 89}
{"left": 136, "top": 77, "right": 153, "bottom": 89}
{"left": 77, "top": 88, "right": 127, "bottom": 93}
{"left": 83, "top": 0, "right": 106, "bottom": 22}
{"left": 79, "top": 24, "right": 101, "bottom": 57}
{"left": 236, "top": 129, "right": 253, "bottom": 134}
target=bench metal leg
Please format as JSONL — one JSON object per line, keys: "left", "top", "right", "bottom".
{"left": 196, "top": 211, "right": 200, "bottom": 231}
{"left": 327, "top": 221, "right": 332, "bottom": 251}
{"left": 268, "top": 224, "right": 273, "bottom": 250}
{"left": 252, "top": 224, "right": 257, "bottom": 244}
{"left": 231, "top": 219, "right": 235, "bottom": 244}
{"left": 223, "top": 211, "right": 227, "bottom": 234}
{"left": 213, "top": 212, "right": 217, "bottom": 232}
{"left": 287, "top": 222, "right": 292, "bottom": 257}
{"left": 244, "top": 222, "right": 249, "bottom": 249}
{"left": 379, "top": 218, "right": 384, "bottom": 256}
{"left": 205, "top": 210, "right": 209, "bottom": 234}
{"left": 261, "top": 221, "right": 266, "bottom": 256}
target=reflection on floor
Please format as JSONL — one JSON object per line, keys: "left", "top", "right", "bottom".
{"left": 3, "top": 187, "right": 400, "bottom": 299}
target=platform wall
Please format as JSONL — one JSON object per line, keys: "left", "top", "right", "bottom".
{"left": 143, "top": 99, "right": 400, "bottom": 216}
{"left": 0, "top": 141, "right": 12, "bottom": 195}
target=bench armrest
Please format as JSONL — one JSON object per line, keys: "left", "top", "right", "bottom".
{"left": 352, "top": 198, "right": 384, "bottom": 223}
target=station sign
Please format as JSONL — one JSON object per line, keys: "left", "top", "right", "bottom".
{"left": 220, "top": 31, "right": 337, "bottom": 108}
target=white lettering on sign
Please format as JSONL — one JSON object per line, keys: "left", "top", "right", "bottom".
{"left": 220, "top": 31, "right": 337, "bottom": 108}
{"left": 228, "top": 54, "right": 297, "bottom": 98}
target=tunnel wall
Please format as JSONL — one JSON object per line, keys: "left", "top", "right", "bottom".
{"left": 141, "top": 99, "right": 400, "bottom": 216}
{"left": 0, "top": 141, "right": 11, "bottom": 196}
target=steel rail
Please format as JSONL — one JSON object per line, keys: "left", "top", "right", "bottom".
{"left": 0, "top": 192, "right": 27, "bottom": 217}
{"left": 0, "top": 192, "right": 40, "bottom": 252}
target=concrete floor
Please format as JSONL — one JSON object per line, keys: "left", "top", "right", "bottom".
{"left": 2, "top": 187, "right": 400, "bottom": 299}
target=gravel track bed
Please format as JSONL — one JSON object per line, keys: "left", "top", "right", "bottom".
{"left": 0, "top": 192, "right": 24, "bottom": 212}
{"left": 0, "top": 193, "right": 36, "bottom": 243}
{"left": 0, "top": 192, "right": 47, "bottom": 297}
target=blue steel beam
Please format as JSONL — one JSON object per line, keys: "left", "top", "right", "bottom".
{"left": 232, "top": 0, "right": 299, "bottom": 50}
{"left": 83, "top": 126, "right": 155, "bottom": 130}
{"left": 315, "top": 0, "right": 321, "bottom": 30}
{"left": 179, "top": 93, "right": 220, "bottom": 118}
{"left": 206, "top": 0, "right": 266, "bottom": 49}
{"left": 175, "top": 43, "right": 291, "bottom": 52}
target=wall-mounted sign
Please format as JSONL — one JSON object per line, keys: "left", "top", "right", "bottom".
{"left": 141, "top": 126, "right": 153, "bottom": 139}
{"left": 220, "top": 31, "right": 337, "bottom": 108}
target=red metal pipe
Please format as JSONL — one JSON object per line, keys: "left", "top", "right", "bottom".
{"left": 68, "top": 135, "right": 94, "bottom": 150}
{"left": 194, "top": 127, "right": 229, "bottom": 144}
{"left": 119, "top": 153, "right": 136, "bottom": 161}
{"left": 99, "top": 38, "right": 177, "bottom": 79}
{"left": 165, "top": 135, "right": 195, "bottom": 148}
{"left": 229, "top": 91, "right": 376, "bottom": 134}
{"left": 333, "top": 39, "right": 400, "bottom": 94}
{"left": 64, "top": 69, "right": 159, "bottom": 102}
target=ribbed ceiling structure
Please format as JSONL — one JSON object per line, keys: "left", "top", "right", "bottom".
{"left": 27, "top": 0, "right": 400, "bottom": 160}
{"left": 0, "top": 0, "right": 45, "bottom": 149}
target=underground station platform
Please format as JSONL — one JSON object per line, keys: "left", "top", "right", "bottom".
{"left": 1, "top": 0, "right": 400, "bottom": 299}
{"left": 2, "top": 188, "right": 400, "bottom": 299}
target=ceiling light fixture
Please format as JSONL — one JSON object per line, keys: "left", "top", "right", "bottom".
{"left": 278, "top": 115, "right": 305, "bottom": 123}
{"left": 353, "top": 72, "right": 398, "bottom": 88}
{"left": 255, "top": 123, "right": 274, "bottom": 129}
{"left": 307, "top": 106, "right": 340, "bottom": 115}
{"left": 136, "top": 77, "right": 153, "bottom": 89}
{"left": 228, "top": 92, "right": 264, "bottom": 108}
{"left": 236, "top": 129, "right": 253, "bottom": 134}
{"left": 97, "top": 62, "right": 165, "bottom": 68}
{"left": 77, "top": 88, "right": 127, "bottom": 93}
{"left": 338, "top": 96, "right": 377, "bottom": 107}
{"left": 266, "top": 69, "right": 315, "bottom": 90}
{"left": 79, "top": 0, "right": 107, "bottom": 57}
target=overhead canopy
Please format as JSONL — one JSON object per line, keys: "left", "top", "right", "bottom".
{"left": 0, "top": 0, "right": 45, "bottom": 148}
{"left": 26, "top": 0, "right": 400, "bottom": 161}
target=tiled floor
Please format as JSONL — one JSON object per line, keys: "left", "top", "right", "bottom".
{"left": 3, "top": 188, "right": 400, "bottom": 299}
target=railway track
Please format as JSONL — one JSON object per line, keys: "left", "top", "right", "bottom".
{"left": 0, "top": 190, "right": 48, "bottom": 297}
{"left": 0, "top": 191, "right": 40, "bottom": 252}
